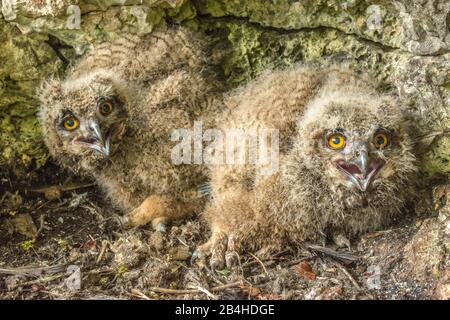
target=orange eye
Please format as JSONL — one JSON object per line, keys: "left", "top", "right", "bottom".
{"left": 327, "top": 133, "right": 346, "bottom": 150}
{"left": 62, "top": 116, "right": 79, "bottom": 131}
{"left": 373, "top": 131, "right": 390, "bottom": 149}
{"left": 99, "top": 100, "right": 114, "bottom": 116}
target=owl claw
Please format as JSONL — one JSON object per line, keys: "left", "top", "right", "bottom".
{"left": 154, "top": 222, "right": 167, "bottom": 233}
{"left": 117, "top": 215, "right": 132, "bottom": 229}
{"left": 210, "top": 257, "right": 225, "bottom": 271}
{"left": 190, "top": 248, "right": 206, "bottom": 266}
{"left": 225, "top": 251, "right": 238, "bottom": 268}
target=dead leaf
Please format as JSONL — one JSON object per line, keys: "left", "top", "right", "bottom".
{"left": 295, "top": 261, "right": 316, "bottom": 280}
{"left": 83, "top": 239, "right": 97, "bottom": 251}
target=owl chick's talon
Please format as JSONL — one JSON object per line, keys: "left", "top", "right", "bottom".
{"left": 225, "top": 251, "right": 238, "bottom": 268}
{"left": 190, "top": 248, "right": 206, "bottom": 266}
{"left": 210, "top": 257, "right": 225, "bottom": 271}
{"left": 116, "top": 215, "right": 132, "bottom": 229}
{"left": 154, "top": 222, "right": 167, "bottom": 233}
{"left": 151, "top": 216, "right": 169, "bottom": 233}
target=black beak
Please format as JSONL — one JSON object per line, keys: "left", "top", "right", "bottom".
{"left": 75, "top": 120, "right": 110, "bottom": 157}
{"left": 334, "top": 149, "right": 385, "bottom": 192}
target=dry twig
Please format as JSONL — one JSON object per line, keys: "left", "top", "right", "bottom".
{"left": 249, "top": 252, "right": 269, "bottom": 276}
{"left": 334, "top": 262, "right": 361, "bottom": 291}
{"left": 307, "top": 245, "right": 359, "bottom": 264}
{"left": 148, "top": 280, "right": 243, "bottom": 295}
{"left": 0, "top": 263, "right": 68, "bottom": 277}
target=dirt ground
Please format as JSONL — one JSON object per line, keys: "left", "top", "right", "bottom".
{"left": 0, "top": 162, "right": 448, "bottom": 300}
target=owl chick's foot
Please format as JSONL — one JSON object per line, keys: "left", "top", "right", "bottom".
{"left": 192, "top": 232, "right": 240, "bottom": 270}
{"left": 224, "top": 235, "right": 240, "bottom": 268}
{"left": 191, "top": 248, "right": 207, "bottom": 265}
{"left": 152, "top": 217, "right": 168, "bottom": 233}
{"left": 207, "top": 232, "right": 241, "bottom": 271}
{"left": 210, "top": 233, "right": 228, "bottom": 270}
{"left": 116, "top": 215, "right": 132, "bottom": 229}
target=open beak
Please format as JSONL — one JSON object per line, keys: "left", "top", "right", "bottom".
{"left": 75, "top": 120, "right": 111, "bottom": 158}
{"left": 333, "top": 149, "right": 385, "bottom": 192}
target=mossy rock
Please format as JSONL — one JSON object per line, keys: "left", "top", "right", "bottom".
{"left": 0, "top": 0, "right": 448, "bottom": 177}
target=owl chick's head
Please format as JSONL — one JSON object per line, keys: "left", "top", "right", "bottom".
{"left": 294, "top": 85, "right": 415, "bottom": 195}
{"left": 38, "top": 69, "right": 131, "bottom": 171}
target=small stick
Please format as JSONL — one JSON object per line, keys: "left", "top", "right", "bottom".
{"left": 35, "top": 200, "right": 51, "bottom": 210}
{"left": 248, "top": 253, "right": 269, "bottom": 276}
{"left": 96, "top": 240, "right": 109, "bottom": 263}
{"left": 130, "top": 289, "right": 151, "bottom": 300}
{"left": 190, "top": 285, "right": 218, "bottom": 300}
{"left": 9, "top": 273, "right": 66, "bottom": 290}
{"left": 148, "top": 281, "right": 243, "bottom": 295}
{"left": 307, "top": 245, "right": 359, "bottom": 264}
{"left": 33, "top": 214, "right": 46, "bottom": 241}
{"left": 28, "top": 183, "right": 95, "bottom": 194}
{"left": 148, "top": 287, "right": 199, "bottom": 294}
{"left": 335, "top": 262, "right": 361, "bottom": 291}
{"left": 210, "top": 281, "right": 243, "bottom": 292}
{"left": 0, "top": 263, "right": 68, "bottom": 277}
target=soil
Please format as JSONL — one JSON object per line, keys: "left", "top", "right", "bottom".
{"left": 0, "top": 162, "right": 446, "bottom": 300}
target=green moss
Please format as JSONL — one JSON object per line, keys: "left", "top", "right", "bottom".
{"left": 421, "top": 117, "right": 450, "bottom": 177}
{"left": 167, "top": 0, "right": 197, "bottom": 22}
{"left": 198, "top": 18, "right": 399, "bottom": 87}
{"left": 0, "top": 21, "right": 63, "bottom": 170}
{"left": 423, "top": 86, "right": 450, "bottom": 176}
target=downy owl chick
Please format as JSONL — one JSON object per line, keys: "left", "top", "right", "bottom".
{"left": 196, "top": 65, "right": 417, "bottom": 269}
{"left": 38, "top": 27, "right": 221, "bottom": 231}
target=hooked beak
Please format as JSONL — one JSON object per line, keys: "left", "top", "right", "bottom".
{"left": 75, "top": 120, "right": 111, "bottom": 158}
{"left": 333, "top": 150, "right": 385, "bottom": 192}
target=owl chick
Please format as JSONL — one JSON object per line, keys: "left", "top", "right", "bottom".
{"left": 38, "top": 27, "right": 221, "bottom": 231}
{"left": 196, "top": 65, "right": 417, "bottom": 269}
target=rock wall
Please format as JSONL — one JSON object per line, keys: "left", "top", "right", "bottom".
{"left": 0, "top": 0, "right": 449, "bottom": 177}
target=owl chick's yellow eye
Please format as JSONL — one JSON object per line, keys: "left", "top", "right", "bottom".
{"left": 327, "top": 133, "right": 346, "bottom": 150}
{"left": 62, "top": 116, "right": 79, "bottom": 131}
{"left": 373, "top": 131, "right": 390, "bottom": 149}
{"left": 99, "top": 100, "right": 114, "bottom": 116}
